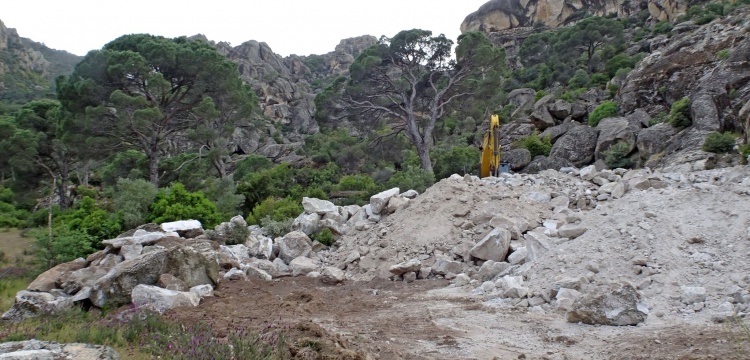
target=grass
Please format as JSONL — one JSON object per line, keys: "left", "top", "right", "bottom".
{"left": 0, "top": 228, "right": 36, "bottom": 268}
{"left": 0, "top": 307, "right": 288, "bottom": 359}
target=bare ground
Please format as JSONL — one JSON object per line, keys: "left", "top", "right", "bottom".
{"left": 167, "top": 277, "right": 750, "bottom": 360}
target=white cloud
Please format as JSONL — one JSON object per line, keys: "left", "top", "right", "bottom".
{"left": 3, "top": 0, "right": 488, "bottom": 56}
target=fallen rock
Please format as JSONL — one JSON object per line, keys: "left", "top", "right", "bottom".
{"left": 478, "top": 260, "right": 511, "bottom": 281}
{"left": 557, "top": 224, "right": 587, "bottom": 239}
{"left": 27, "top": 258, "right": 86, "bottom": 292}
{"left": 370, "top": 187, "right": 400, "bottom": 215}
{"left": 470, "top": 228, "right": 511, "bottom": 262}
{"left": 291, "top": 212, "right": 321, "bottom": 236}
{"left": 1, "top": 291, "right": 72, "bottom": 321}
{"left": 681, "top": 286, "right": 707, "bottom": 305}
{"left": 431, "top": 257, "right": 463, "bottom": 275}
{"left": 320, "top": 266, "right": 346, "bottom": 285}
{"left": 189, "top": 284, "right": 214, "bottom": 299}
{"left": 566, "top": 282, "right": 648, "bottom": 326}
{"left": 224, "top": 268, "right": 247, "bottom": 281}
{"left": 161, "top": 219, "right": 203, "bottom": 238}
{"left": 278, "top": 231, "right": 312, "bottom": 264}
{"left": 389, "top": 259, "right": 421, "bottom": 275}
{"left": 157, "top": 274, "right": 188, "bottom": 291}
{"left": 245, "top": 265, "right": 273, "bottom": 281}
{"left": 555, "top": 288, "right": 582, "bottom": 310}
{"left": 0, "top": 340, "right": 120, "bottom": 359}
{"left": 290, "top": 257, "right": 318, "bottom": 276}
{"left": 302, "top": 197, "right": 337, "bottom": 215}
{"left": 131, "top": 284, "right": 200, "bottom": 314}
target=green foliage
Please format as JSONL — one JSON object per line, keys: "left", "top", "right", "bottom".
{"left": 0, "top": 186, "right": 28, "bottom": 228}
{"left": 113, "top": 178, "right": 158, "bottom": 230}
{"left": 55, "top": 197, "right": 122, "bottom": 241}
{"left": 311, "top": 228, "right": 335, "bottom": 246}
{"left": 652, "top": 21, "right": 673, "bottom": 34}
{"left": 246, "top": 197, "right": 303, "bottom": 226}
{"left": 590, "top": 73, "right": 610, "bottom": 87}
{"left": 603, "top": 142, "right": 633, "bottom": 169}
{"left": 534, "top": 90, "right": 547, "bottom": 102}
{"left": 148, "top": 183, "right": 222, "bottom": 228}
{"left": 432, "top": 146, "right": 481, "bottom": 180}
{"left": 223, "top": 221, "right": 250, "bottom": 246}
{"left": 337, "top": 175, "right": 377, "bottom": 192}
{"left": 702, "top": 132, "right": 736, "bottom": 153}
{"left": 669, "top": 97, "right": 692, "bottom": 128}
{"left": 34, "top": 227, "right": 97, "bottom": 268}
{"left": 232, "top": 155, "right": 274, "bottom": 181}
{"left": 202, "top": 177, "right": 245, "bottom": 219}
{"left": 739, "top": 144, "right": 750, "bottom": 164}
{"left": 648, "top": 112, "right": 668, "bottom": 127}
{"left": 260, "top": 216, "right": 294, "bottom": 238}
{"left": 99, "top": 150, "right": 148, "bottom": 186}
{"left": 386, "top": 167, "right": 435, "bottom": 194}
{"left": 588, "top": 101, "right": 619, "bottom": 127}
{"left": 568, "top": 69, "right": 591, "bottom": 89}
{"left": 513, "top": 132, "right": 552, "bottom": 158}
{"left": 717, "top": 49, "right": 730, "bottom": 60}
{"left": 605, "top": 54, "right": 638, "bottom": 78}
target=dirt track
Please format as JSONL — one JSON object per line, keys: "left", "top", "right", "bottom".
{"left": 167, "top": 277, "right": 750, "bottom": 360}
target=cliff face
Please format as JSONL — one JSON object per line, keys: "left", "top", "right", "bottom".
{"left": 0, "top": 19, "right": 81, "bottom": 102}
{"left": 461, "top": 0, "right": 688, "bottom": 33}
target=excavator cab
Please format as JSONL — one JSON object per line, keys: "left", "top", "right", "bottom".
{"left": 480, "top": 114, "right": 509, "bottom": 178}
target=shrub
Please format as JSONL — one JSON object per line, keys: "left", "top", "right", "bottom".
{"left": 702, "top": 132, "right": 735, "bottom": 153}
{"left": 740, "top": 144, "right": 750, "bottom": 164}
{"left": 534, "top": 90, "right": 547, "bottom": 102}
{"left": 717, "top": 49, "right": 730, "bottom": 60}
{"left": 386, "top": 168, "right": 435, "bottom": 194}
{"left": 513, "top": 132, "right": 552, "bottom": 158}
{"left": 0, "top": 186, "right": 28, "bottom": 228}
{"left": 223, "top": 221, "right": 250, "bottom": 246}
{"left": 203, "top": 178, "right": 245, "bottom": 219}
{"left": 232, "top": 155, "right": 273, "bottom": 181}
{"left": 432, "top": 146, "right": 481, "bottom": 180}
{"left": 260, "top": 216, "right": 293, "bottom": 238}
{"left": 590, "top": 73, "right": 610, "bottom": 87}
{"left": 114, "top": 178, "right": 158, "bottom": 230}
{"left": 312, "top": 228, "right": 335, "bottom": 246}
{"left": 567, "top": 69, "right": 590, "bottom": 89}
{"left": 603, "top": 142, "right": 634, "bottom": 169}
{"left": 669, "top": 97, "right": 692, "bottom": 128}
{"left": 648, "top": 112, "right": 668, "bottom": 127}
{"left": 337, "top": 175, "right": 377, "bottom": 192}
{"left": 246, "top": 197, "right": 303, "bottom": 226}
{"left": 588, "top": 101, "right": 619, "bottom": 127}
{"left": 652, "top": 20, "right": 673, "bottom": 34}
{"left": 34, "top": 228, "right": 97, "bottom": 269}
{"left": 148, "top": 183, "right": 223, "bottom": 228}
{"left": 56, "top": 197, "right": 122, "bottom": 241}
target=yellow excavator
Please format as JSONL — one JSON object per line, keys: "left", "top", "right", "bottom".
{"left": 480, "top": 114, "right": 509, "bottom": 177}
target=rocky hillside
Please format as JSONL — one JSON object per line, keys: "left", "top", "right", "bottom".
{"left": 0, "top": 19, "right": 80, "bottom": 102}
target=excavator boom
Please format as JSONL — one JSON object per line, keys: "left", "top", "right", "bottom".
{"left": 480, "top": 115, "right": 506, "bottom": 178}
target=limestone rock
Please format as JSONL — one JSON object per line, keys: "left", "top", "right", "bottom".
{"left": 478, "top": 260, "right": 511, "bottom": 281}
{"left": 389, "top": 259, "right": 421, "bottom": 275}
{"left": 555, "top": 288, "right": 582, "bottom": 310}
{"left": 431, "top": 257, "right": 463, "bottom": 275}
{"left": 302, "top": 197, "right": 337, "bottom": 215}
{"left": 503, "top": 148, "right": 532, "bottom": 171}
{"left": 470, "top": 228, "right": 511, "bottom": 262}
{"left": 224, "top": 268, "right": 247, "bottom": 281}
{"left": 291, "top": 212, "right": 320, "bottom": 236}
{"left": 245, "top": 265, "right": 273, "bottom": 281}
{"left": 557, "top": 224, "right": 587, "bottom": 239}
{"left": 1, "top": 291, "right": 72, "bottom": 321}
{"left": 320, "top": 266, "right": 346, "bottom": 285}
{"left": 549, "top": 125, "right": 598, "bottom": 167}
{"left": 190, "top": 284, "right": 214, "bottom": 299}
{"left": 566, "top": 282, "right": 648, "bottom": 326}
{"left": 289, "top": 257, "right": 318, "bottom": 276}
{"left": 131, "top": 284, "right": 200, "bottom": 314}
{"left": 27, "top": 258, "right": 85, "bottom": 292}
{"left": 157, "top": 274, "right": 188, "bottom": 291}
{"left": 508, "top": 247, "right": 528, "bottom": 265}
{"left": 160, "top": 219, "right": 203, "bottom": 238}
{"left": 370, "top": 187, "right": 400, "bottom": 214}
{"left": 278, "top": 231, "right": 312, "bottom": 264}
{"left": 0, "top": 340, "right": 120, "bottom": 360}
{"left": 681, "top": 286, "right": 707, "bottom": 304}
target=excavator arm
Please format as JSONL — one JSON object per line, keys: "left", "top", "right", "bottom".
{"left": 480, "top": 115, "right": 506, "bottom": 178}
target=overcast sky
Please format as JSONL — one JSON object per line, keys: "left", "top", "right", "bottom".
{"left": 3, "top": 0, "right": 489, "bottom": 57}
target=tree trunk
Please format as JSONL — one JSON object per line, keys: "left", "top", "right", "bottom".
{"left": 148, "top": 152, "right": 159, "bottom": 186}
{"left": 58, "top": 163, "right": 71, "bottom": 209}
{"left": 416, "top": 143, "right": 433, "bottom": 174}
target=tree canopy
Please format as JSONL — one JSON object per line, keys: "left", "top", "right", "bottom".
{"left": 342, "top": 29, "right": 505, "bottom": 173}
{"left": 57, "top": 34, "right": 254, "bottom": 185}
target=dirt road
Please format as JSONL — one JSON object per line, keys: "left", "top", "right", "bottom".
{"left": 168, "top": 277, "right": 750, "bottom": 359}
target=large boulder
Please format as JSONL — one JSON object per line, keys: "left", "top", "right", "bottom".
{"left": 548, "top": 99, "right": 572, "bottom": 120}
{"left": 636, "top": 123, "right": 677, "bottom": 160}
{"left": 389, "top": 259, "right": 421, "bottom": 275}
{"left": 289, "top": 257, "right": 318, "bottom": 276}
{"left": 160, "top": 219, "right": 203, "bottom": 238}
{"left": 431, "top": 257, "right": 463, "bottom": 275}
{"left": 529, "top": 95, "right": 556, "bottom": 130}
{"left": 27, "top": 258, "right": 86, "bottom": 292}
{"left": 131, "top": 284, "right": 200, "bottom": 314}
{"left": 503, "top": 148, "right": 532, "bottom": 171}
{"left": 1, "top": 291, "right": 73, "bottom": 321}
{"left": 102, "top": 229, "right": 176, "bottom": 249}
{"left": 0, "top": 340, "right": 120, "bottom": 359}
{"left": 470, "top": 228, "right": 511, "bottom": 262}
{"left": 549, "top": 125, "right": 598, "bottom": 167}
{"left": 291, "top": 212, "right": 321, "bottom": 235}
{"left": 91, "top": 242, "right": 218, "bottom": 308}
{"left": 523, "top": 156, "right": 574, "bottom": 174}
{"left": 302, "top": 197, "right": 337, "bottom": 215}
{"left": 594, "top": 117, "right": 639, "bottom": 161}
{"left": 277, "top": 231, "right": 312, "bottom": 264}
{"left": 566, "top": 282, "right": 648, "bottom": 326}
{"left": 540, "top": 122, "right": 574, "bottom": 144}
{"left": 370, "top": 187, "right": 400, "bottom": 215}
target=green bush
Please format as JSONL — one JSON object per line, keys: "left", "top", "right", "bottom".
{"left": 312, "top": 228, "right": 335, "bottom": 246}
{"left": 56, "top": 197, "right": 122, "bottom": 241}
{"left": 567, "top": 69, "right": 590, "bottom": 89}
{"left": 432, "top": 146, "right": 481, "bottom": 180}
{"left": 0, "top": 186, "right": 28, "bottom": 228}
{"left": 114, "top": 178, "right": 158, "bottom": 230}
{"left": 232, "top": 155, "right": 273, "bottom": 181}
{"left": 99, "top": 150, "right": 148, "bottom": 186}
{"left": 337, "top": 175, "right": 377, "bottom": 192}
{"left": 223, "top": 221, "right": 250, "bottom": 246}
{"left": 534, "top": 90, "right": 547, "bottom": 102}
{"left": 202, "top": 178, "right": 245, "bottom": 219}
{"left": 590, "top": 73, "right": 610, "bottom": 87}
{"left": 260, "top": 216, "right": 293, "bottom": 238}
{"left": 702, "top": 132, "right": 735, "bottom": 153}
{"left": 739, "top": 144, "right": 750, "bottom": 164}
{"left": 246, "top": 197, "right": 303, "bottom": 226}
{"left": 603, "top": 142, "right": 634, "bottom": 169}
{"left": 717, "top": 49, "right": 730, "bottom": 60}
{"left": 588, "top": 101, "right": 619, "bottom": 127}
{"left": 513, "top": 132, "right": 552, "bottom": 158}
{"left": 386, "top": 167, "right": 435, "bottom": 194}
{"left": 669, "top": 97, "right": 692, "bottom": 128}
{"left": 148, "top": 183, "right": 223, "bottom": 228}
{"left": 34, "top": 227, "right": 97, "bottom": 269}
{"left": 648, "top": 112, "right": 668, "bottom": 127}
{"left": 652, "top": 20, "right": 673, "bottom": 34}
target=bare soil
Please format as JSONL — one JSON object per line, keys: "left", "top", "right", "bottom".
{"left": 168, "top": 277, "right": 750, "bottom": 360}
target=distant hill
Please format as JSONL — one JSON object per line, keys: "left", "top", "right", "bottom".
{"left": 0, "top": 19, "right": 81, "bottom": 102}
